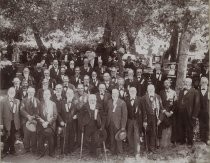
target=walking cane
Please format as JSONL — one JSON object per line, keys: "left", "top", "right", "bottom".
{"left": 144, "top": 126, "right": 148, "bottom": 152}
{"left": 103, "top": 141, "right": 107, "bottom": 162}
{"left": 79, "top": 127, "right": 84, "bottom": 159}
{"left": 62, "top": 124, "right": 67, "bottom": 156}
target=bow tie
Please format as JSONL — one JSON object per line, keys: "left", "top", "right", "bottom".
{"left": 201, "top": 88, "right": 206, "bottom": 90}
{"left": 100, "top": 93, "right": 104, "bottom": 96}
{"left": 130, "top": 98, "right": 135, "bottom": 101}
{"left": 9, "top": 99, "right": 14, "bottom": 102}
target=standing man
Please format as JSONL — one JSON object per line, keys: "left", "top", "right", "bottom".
{"left": 141, "top": 84, "right": 164, "bottom": 153}
{"left": 20, "top": 87, "right": 40, "bottom": 154}
{"left": 198, "top": 77, "right": 209, "bottom": 145}
{"left": 125, "top": 87, "right": 146, "bottom": 156}
{"left": 107, "top": 89, "right": 127, "bottom": 155}
{"left": 159, "top": 79, "right": 177, "bottom": 147}
{"left": 177, "top": 78, "right": 200, "bottom": 146}
{"left": 0, "top": 87, "right": 20, "bottom": 156}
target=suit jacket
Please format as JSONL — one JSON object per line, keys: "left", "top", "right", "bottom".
{"left": 177, "top": 88, "right": 200, "bottom": 118}
{"left": 100, "top": 81, "right": 116, "bottom": 93}
{"left": 37, "top": 100, "right": 57, "bottom": 131}
{"left": 20, "top": 97, "right": 40, "bottom": 124}
{"left": 74, "top": 92, "right": 88, "bottom": 110}
{"left": 125, "top": 78, "right": 138, "bottom": 90}
{"left": 199, "top": 88, "right": 209, "bottom": 115}
{"left": 136, "top": 76, "right": 147, "bottom": 97}
{"left": 59, "top": 100, "right": 78, "bottom": 124}
{"left": 107, "top": 98, "right": 127, "bottom": 130}
{"left": 84, "top": 83, "right": 97, "bottom": 94}
{"left": 114, "top": 85, "right": 128, "bottom": 100}
{"left": 125, "top": 96, "right": 146, "bottom": 134}
{"left": 78, "top": 103, "right": 101, "bottom": 133}
{"left": 70, "top": 75, "right": 83, "bottom": 87}
{"left": 0, "top": 97, "right": 20, "bottom": 131}
{"left": 65, "top": 67, "right": 75, "bottom": 79}
{"left": 96, "top": 92, "right": 112, "bottom": 128}
{"left": 140, "top": 93, "right": 164, "bottom": 123}
{"left": 80, "top": 66, "right": 93, "bottom": 77}
{"left": 50, "top": 67, "right": 60, "bottom": 82}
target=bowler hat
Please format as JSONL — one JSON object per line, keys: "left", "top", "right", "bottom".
{"left": 26, "top": 120, "right": 37, "bottom": 132}
{"left": 115, "top": 129, "right": 126, "bottom": 141}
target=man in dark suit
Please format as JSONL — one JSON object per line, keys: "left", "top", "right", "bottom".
{"left": 0, "top": 87, "right": 21, "bottom": 156}
{"left": 70, "top": 66, "right": 83, "bottom": 87}
{"left": 20, "top": 87, "right": 40, "bottom": 153}
{"left": 36, "top": 90, "right": 57, "bottom": 157}
{"left": 40, "top": 69, "right": 57, "bottom": 90}
{"left": 198, "top": 77, "right": 209, "bottom": 145}
{"left": 58, "top": 89, "right": 78, "bottom": 154}
{"left": 159, "top": 79, "right": 177, "bottom": 146}
{"left": 90, "top": 71, "right": 100, "bottom": 89}
{"left": 83, "top": 75, "right": 97, "bottom": 94}
{"left": 65, "top": 60, "right": 75, "bottom": 79}
{"left": 50, "top": 59, "right": 60, "bottom": 82}
{"left": 95, "top": 84, "right": 112, "bottom": 129}
{"left": 12, "top": 77, "right": 22, "bottom": 100}
{"left": 125, "top": 87, "right": 146, "bottom": 156}
{"left": 106, "top": 89, "right": 127, "bottom": 155}
{"left": 57, "top": 66, "right": 67, "bottom": 84}
{"left": 115, "top": 77, "right": 128, "bottom": 100}
{"left": 141, "top": 84, "right": 165, "bottom": 153}
{"left": 177, "top": 78, "right": 200, "bottom": 146}
{"left": 80, "top": 58, "right": 93, "bottom": 77}
{"left": 125, "top": 69, "right": 138, "bottom": 90}
{"left": 78, "top": 94, "right": 102, "bottom": 157}
{"left": 136, "top": 68, "right": 147, "bottom": 97}
{"left": 101, "top": 73, "right": 115, "bottom": 93}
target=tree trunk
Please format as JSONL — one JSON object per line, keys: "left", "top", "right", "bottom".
{"left": 175, "top": 30, "right": 193, "bottom": 95}
{"left": 169, "top": 23, "right": 179, "bottom": 62}
{"left": 31, "top": 24, "right": 46, "bottom": 52}
{"left": 125, "top": 28, "right": 137, "bottom": 55}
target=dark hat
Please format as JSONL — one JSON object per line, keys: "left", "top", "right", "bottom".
{"left": 26, "top": 120, "right": 37, "bottom": 132}
{"left": 115, "top": 129, "right": 126, "bottom": 141}
{"left": 95, "top": 129, "right": 107, "bottom": 143}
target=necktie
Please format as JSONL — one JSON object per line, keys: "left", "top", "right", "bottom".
{"left": 130, "top": 98, "right": 134, "bottom": 106}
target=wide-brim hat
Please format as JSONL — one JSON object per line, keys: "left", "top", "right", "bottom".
{"left": 26, "top": 120, "right": 37, "bottom": 132}
{"left": 115, "top": 129, "right": 126, "bottom": 141}
{"left": 94, "top": 129, "right": 107, "bottom": 143}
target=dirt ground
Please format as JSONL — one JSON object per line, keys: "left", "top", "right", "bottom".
{"left": 1, "top": 137, "right": 210, "bottom": 163}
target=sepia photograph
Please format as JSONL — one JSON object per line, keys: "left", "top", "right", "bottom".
{"left": 0, "top": 0, "right": 209, "bottom": 163}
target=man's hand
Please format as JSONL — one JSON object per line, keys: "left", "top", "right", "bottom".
{"left": 139, "top": 137, "right": 143, "bottom": 143}
{"left": 143, "top": 122, "right": 148, "bottom": 129}
{"left": 165, "top": 111, "right": 171, "bottom": 117}
{"left": 94, "top": 109, "right": 98, "bottom": 120}
{"left": 27, "top": 115, "right": 34, "bottom": 122}
{"left": 157, "top": 120, "right": 161, "bottom": 126}
{"left": 73, "top": 115, "right": 77, "bottom": 119}
{"left": 42, "top": 122, "right": 49, "bottom": 128}
{"left": 60, "top": 121, "right": 65, "bottom": 127}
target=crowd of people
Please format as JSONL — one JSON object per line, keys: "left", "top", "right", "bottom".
{"left": 0, "top": 43, "right": 209, "bottom": 160}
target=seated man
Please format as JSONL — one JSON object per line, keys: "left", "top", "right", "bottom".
{"left": 36, "top": 90, "right": 57, "bottom": 157}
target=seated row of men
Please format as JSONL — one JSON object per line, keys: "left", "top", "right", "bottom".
{"left": 1, "top": 75, "right": 209, "bottom": 158}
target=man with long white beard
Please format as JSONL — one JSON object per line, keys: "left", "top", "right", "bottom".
{"left": 177, "top": 78, "right": 200, "bottom": 147}
{"left": 20, "top": 87, "right": 40, "bottom": 154}
{"left": 37, "top": 90, "right": 57, "bottom": 157}
{"left": 78, "top": 94, "right": 101, "bottom": 157}
{"left": 141, "top": 84, "right": 164, "bottom": 153}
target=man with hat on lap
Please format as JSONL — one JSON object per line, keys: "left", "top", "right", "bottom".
{"left": 20, "top": 87, "right": 40, "bottom": 154}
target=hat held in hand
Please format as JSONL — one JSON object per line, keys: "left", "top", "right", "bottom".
{"left": 115, "top": 129, "right": 126, "bottom": 141}
{"left": 26, "top": 120, "right": 37, "bottom": 132}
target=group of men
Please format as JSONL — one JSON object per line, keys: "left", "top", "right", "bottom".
{"left": 0, "top": 55, "right": 209, "bottom": 159}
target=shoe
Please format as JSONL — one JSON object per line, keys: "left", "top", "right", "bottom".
{"left": 10, "top": 151, "right": 18, "bottom": 156}
{"left": 1, "top": 152, "right": 9, "bottom": 159}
